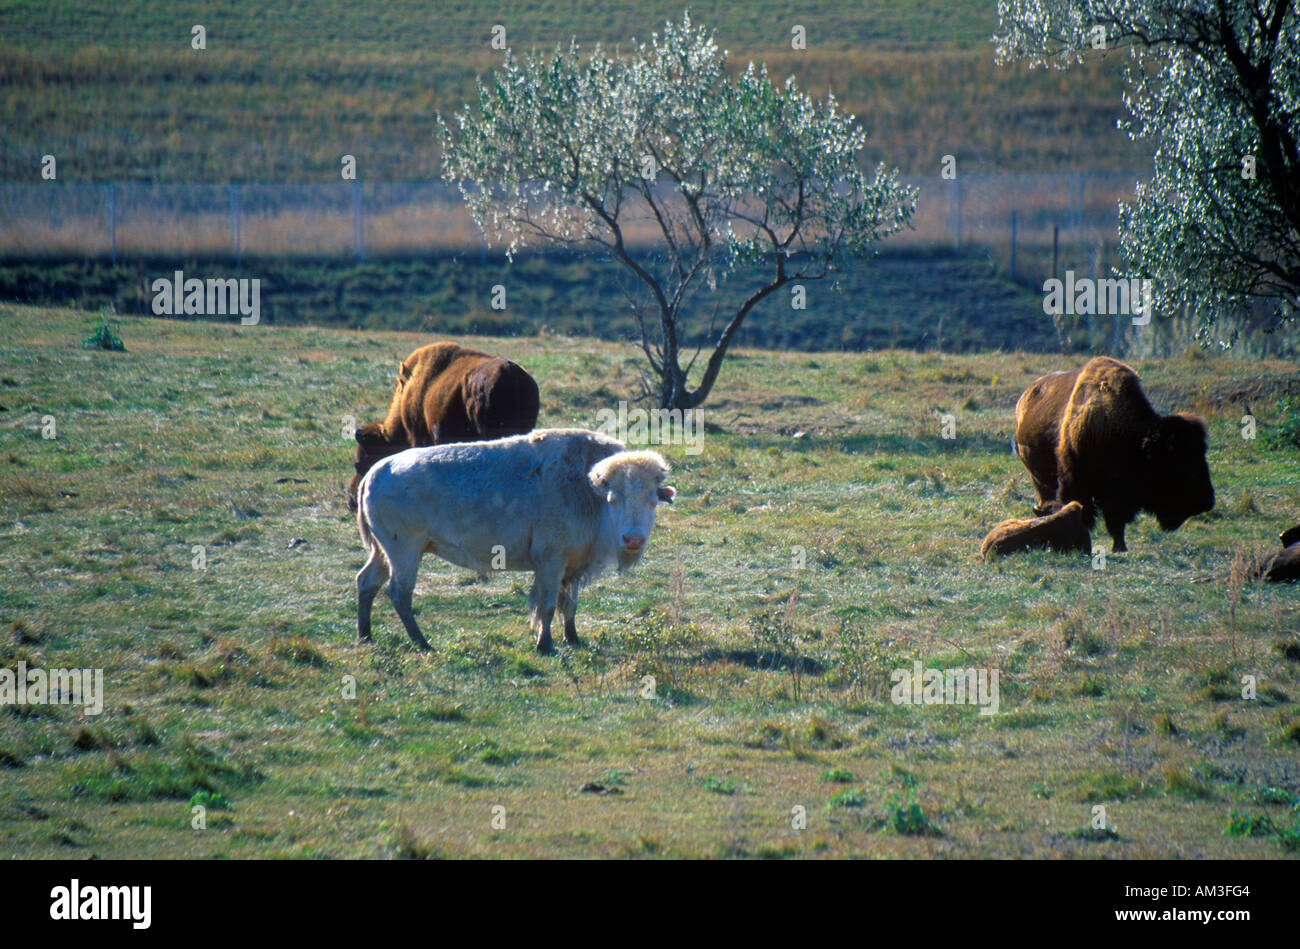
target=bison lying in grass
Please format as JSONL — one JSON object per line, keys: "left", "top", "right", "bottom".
{"left": 1260, "top": 525, "right": 1300, "bottom": 583}
{"left": 356, "top": 429, "right": 675, "bottom": 653}
{"left": 1014, "top": 356, "right": 1214, "bottom": 552}
{"left": 981, "top": 501, "right": 1091, "bottom": 560}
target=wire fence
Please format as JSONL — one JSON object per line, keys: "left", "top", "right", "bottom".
{"left": 0, "top": 172, "right": 1144, "bottom": 278}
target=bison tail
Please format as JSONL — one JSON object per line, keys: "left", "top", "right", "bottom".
{"left": 357, "top": 485, "right": 376, "bottom": 554}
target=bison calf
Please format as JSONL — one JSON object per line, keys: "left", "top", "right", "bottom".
{"left": 981, "top": 501, "right": 1091, "bottom": 560}
{"left": 356, "top": 429, "right": 675, "bottom": 653}
{"left": 1261, "top": 526, "right": 1300, "bottom": 583}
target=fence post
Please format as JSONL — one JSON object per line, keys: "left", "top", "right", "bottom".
{"left": 1067, "top": 172, "right": 1074, "bottom": 237}
{"left": 106, "top": 184, "right": 116, "bottom": 265}
{"left": 955, "top": 176, "right": 962, "bottom": 249}
{"left": 1009, "top": 211, "right": 1017, "bottom": 282}
{"left": 352, "top": 180, "right": 364, "bottom": 262}
{"left": 229, "top": 183, "right": 241, "bottom": 268}
{"left": 1077, "top": 171, "right": 1084, "bottom": 233}
{"left": 1052, "top": 224, "right": 1059, "bottom": 284}
{"left": 951, "top": 175, "right": 961, "bottom": 245}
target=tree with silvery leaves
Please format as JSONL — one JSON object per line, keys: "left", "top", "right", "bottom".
{"left": 995, "top": 0, "right": 1299, "bottom": 342}
{"left": 439, "top": 13, "right": 915, "bottom": 409}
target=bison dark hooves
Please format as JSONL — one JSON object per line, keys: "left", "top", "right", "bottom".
{"left": 535, "top": 637, "right": 556, "bottom": 655}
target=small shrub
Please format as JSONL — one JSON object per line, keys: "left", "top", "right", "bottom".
{"left": 1265, "top": 396, "right": 1300, "bottom": 451}
{"left": 189, "top": 790, "right": 231, "bottom": 811}
{"left": 702, "top": 775, "right": 737, "bottom": 796}
{"left": 828, "top": 788, "right": 867, "bottom": 808}
{"left": 599, "top": 768, "right": 631, "bottom": 787}
{"left": 890, "top": 798, "right": 943, "bottom": 837}
{"left": 1073, "top": 771, "right": 1157, "bottom": 803}
{"left": 1252, "top": 786, "right": 1299, "bottom": 808}
{"left": 81, "top": 315, "right": 125, "bottom": 351}
{"left": 1226, "top": 811, "right": 1278, "bottom": 838}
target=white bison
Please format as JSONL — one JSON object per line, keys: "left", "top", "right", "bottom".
{"left": 356, "top": 428, "right": 675, "bottom": 653}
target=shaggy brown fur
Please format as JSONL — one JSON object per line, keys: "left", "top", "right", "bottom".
{"left": 1262, "top": 526, "right": 1300, "bottom": 582}
{"left": 1013, "top": 368, "right": 1079, "bottom": 511}
{"left": 980, "top": 501, "right": 1091, "bottom": 560}
{"left": 1264, "top": 545, "right": 1300, "bottom": 582}
{"left": 1013, "top": 356, "right": 1214, "bottom": 552}
{"left": 348, "top": 342, "right": 540, "bottom": 510}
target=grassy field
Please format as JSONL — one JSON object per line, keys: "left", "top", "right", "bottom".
{"left": 0, "top": 1, "right": 1146, "bottom": 180}
{"left": 1, "top": 304, "right": 1299, "bottom": 859}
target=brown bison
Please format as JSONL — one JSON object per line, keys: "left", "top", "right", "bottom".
{"left": 348, "top": 342, "right": 540, "bottom": 511}
{"left": 1260, "top": 525, "right": 1300, "bottom": 583}
{"left": 980, "top": 500, "right": 1091, "bottom": 560}
{"left": 1013, "top": 356, "right": 1214, "bottom": 552}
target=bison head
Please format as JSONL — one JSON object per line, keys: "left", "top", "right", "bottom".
{"left": 588, "top": 450, "right": 675, "bottom": 573}
{"left": 348, "top": 423, "right": 400, "bottom": 513}
{"left": 1143, "top": 413, "right": 1215, "bottom": 531}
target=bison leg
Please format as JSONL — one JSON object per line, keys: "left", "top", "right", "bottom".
{"left": 386, "top": 545, "right": 432, "bottom": 651}
{"left": 528, "top": 564, "right": 563, "bottom": 654}
{"left": 1055, "top": 472, "right": 1096, "bottom": 529}
{"left": 559, "top": 580, "right": 580, "bottom": 644}
{"left": 1104, "top": 512, "right": 1129, "bottom": 553}
{"left": 1019, "top": 448, "right": 1059, "bottom": 515}
{"left": 388, "top": 580, "right": 432, "bottom": 651}
{"left": 356, "top": 547, "right": 390, "bottom": 643}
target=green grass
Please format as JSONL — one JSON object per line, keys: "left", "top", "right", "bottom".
{"left": 0, "top": 303, "right": 1298, "bottom": 858}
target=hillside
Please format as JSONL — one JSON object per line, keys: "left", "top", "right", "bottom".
{"left": 0, "top": 1, "right": 1147, "bottom": 180}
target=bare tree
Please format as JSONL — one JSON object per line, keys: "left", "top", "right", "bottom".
{"left": 440, "top": 13, "right": 915, "bottom": 408}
